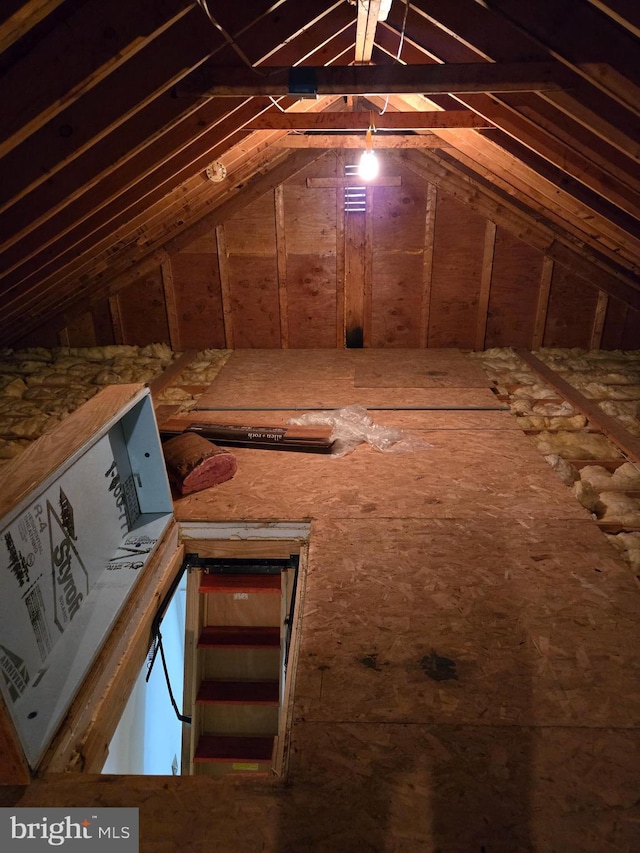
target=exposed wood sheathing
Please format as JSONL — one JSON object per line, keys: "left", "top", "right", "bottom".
{"left": 1, "top": 1, "right": 639, "bottom": 350}
{"left": 30, "top": 150, "right": 640, "bottom": 353}
{"left": 2, "top": 348, "right": 639, "bottom": 852}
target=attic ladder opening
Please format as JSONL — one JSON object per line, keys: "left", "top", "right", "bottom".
{"left": 187, "top": 554, "right": 300, "bottom": 777}
{"left": 102, "top": 525, "right": 308, "bottom": 777}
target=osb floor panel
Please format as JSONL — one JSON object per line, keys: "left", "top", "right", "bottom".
{"left": 196, "top": 347, "right": 498, "bottom": 409}
{"left": 6, "top": 350, "right": 640, "bottom": 852}
{"left": 196, "top": 380, "right": 501, "bottom": 410}
{"left": 164, "top": 408, "right": 518, "bottom": 431}
{"left": 294, "top": 518, "right": 640, "bottom": 729}
{"left": 172, "top": 429, "right": 589, "bottom": 522}
{"left": 210, "top": 348, "right": 488, "bottom": 389}
{"left": 353, "top": 348, "right": 489, "bottom": 388}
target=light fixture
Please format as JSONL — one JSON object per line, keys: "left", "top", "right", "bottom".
{"left": 378, "top": 0, "right": 393, "bottom": 22}
{"left": 358, "top": 115, "right": 379, "bottom": 181}
{"left": 205, "top": 160, "right": 227, "bottom": 182}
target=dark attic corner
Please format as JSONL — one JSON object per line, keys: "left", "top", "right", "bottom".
{"left": 0, "top": 1, "right": 639, "bottom": 851}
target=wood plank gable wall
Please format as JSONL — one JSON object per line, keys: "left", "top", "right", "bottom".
{"left": 23, "top": 150, "right": 640, "bottom": 353}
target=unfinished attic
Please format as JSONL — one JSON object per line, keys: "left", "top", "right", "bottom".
{"left": 1, "top": 1, "right": 640, "bottom": 851}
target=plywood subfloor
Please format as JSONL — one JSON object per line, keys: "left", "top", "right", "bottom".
{"left": 164, "top": 408, "right": 519, "bottom": 432}
{"left": 7, "top": 349, "right": 640, "bottom": 852}
{"left": 352, "top": 347, "right": 489, "bottom": 387}
{"left": 196, "top": 348, "right": 501, "bottom": 409}
{"left": 172, "top": 428, "right": 589, "bottom": 522}
{"left": 295, "top": 518, "right": 640, "bottom": 729}
{"left": 196, "top": 380, "right": 502, "bottom": 410}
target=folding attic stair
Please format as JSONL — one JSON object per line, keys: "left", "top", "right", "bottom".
{"left": 190, "top": 559, "right": 297, "bottom": 776}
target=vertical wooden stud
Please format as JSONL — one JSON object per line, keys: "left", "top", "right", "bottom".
{"left": 474, "top": 220, "right": 497, "bottom": 352}
{"left": 344, "top": 211, "right": 366, "bottom": 348}
{"left": 363, "top": 185, "right": 374, "bottom": 347}
{"left": 215, "top": 225, "right": 234, "bottom": 349}
{"left": 161, "top": 258, "right": 182, "bottom": 351}
{"left": 590, "top": 290, "right": 608, "bottom": 351}
{"left": 335, "top": 151, "right": 346, "bottom": 349}
{"left": 420, "top": 183, "right": 437, "bottom": 348}
{"left": 109, "top": 295, "right": 125, "bottom": 344}
{"left": 275, "top": 185, "right": 290, "bottom": 349}
{"left": 182, "top": 569, "right": 201, "bottom": 776}
{"left": 532, "top": 256, "right": 553, "bottom": 350}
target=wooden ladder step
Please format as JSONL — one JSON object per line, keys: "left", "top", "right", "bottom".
{"left": 199, "top": 573, "right": 281, "bottom": 594}
{"left": 196, "top": 680, "right": 280, "bottom": 705}
{"left": 194, "top": 735, "right": 274, "bottom": 763}
{"left": 198, "top": 625, "right": 280, "bottom": 648}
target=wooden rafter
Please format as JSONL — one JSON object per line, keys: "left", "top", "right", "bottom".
{"left": 0, "top": 0, "right": 66, "bottom": 54}
{"left": 0, "top": 10, "right": 221, "bottom": 216}
{"left": 0, "top": 0, "right": 196, "bottom": 159}
{"left": 586, "top": 0, "right": 640, "bottom": 38}
{"left": 355, "top": 0, "right": 382, "bottom": 64}
{"left": 0, "top": 0, "right": 639, "bottom": 348}
{"left": 474, "top": 0, "right": 640, "bottom": 114}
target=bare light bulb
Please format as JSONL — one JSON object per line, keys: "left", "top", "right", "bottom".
{"left": 358, "top": 127, "right": 379, "bottom": 180}
{"left": 358, "top": 149, "right": 379, "bottom": 180}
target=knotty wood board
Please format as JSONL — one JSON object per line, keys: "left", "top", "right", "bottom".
{"left": 370, "top": 251, "right": 425, "bottom": 348}
{"left": 210, "top": 349, "right": 358, "bottom": 382}
{"left": 369, "top": 179, "right": 429, "bottom": 348}
{"left": 601, "top": 296, "right": 630, "bottom": 350}
{"left": 283, "top": 184, "right": 336, "bottom": 255}
{"left": 223, "top": 193, "right": 277, "bottom": 256}
{"left": 63, "top": 310, "right": 97, "bottom": 348}
{"left": 372, "top": 177, "right": 429, "bottom": 253}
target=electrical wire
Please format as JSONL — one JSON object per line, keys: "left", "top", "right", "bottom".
{"left": 195, "top": 0, "right": 267, "bottom": 76}
{"left": 270, "top": 96, "right": 287, "bottom": 112}
{"left": 147, "top": 630, "right": 191, "bottom": 725}
{"left": 380, "top": 0, "right": 410, "bottom": 115}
